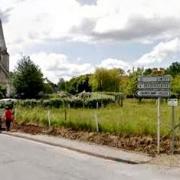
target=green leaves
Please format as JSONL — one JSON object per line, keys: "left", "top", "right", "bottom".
{"left": 13, "top": 56, "right": 44, "bottom": 98}
{"left": 90, "top": 68, "right": 124, "bottom": 92}
{"left": 172, "top": 75, "right": 180, "bottom": 95}
{"left": 166, "top": 62, "right": 180, "bottom": 77}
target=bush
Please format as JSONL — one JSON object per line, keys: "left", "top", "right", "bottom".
{"left": 16, "top": 92, "right": 117, "bottom": 109}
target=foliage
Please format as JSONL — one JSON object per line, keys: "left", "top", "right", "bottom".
{"left": 90, "top": 68, "right": 124, "bottom": 92}
{"left": 43, "top": 78, "right": 57, "bottom": 94}
{"left": 66, "top": 74, "right": 92, "bottom": 94}
{"left": 166, "top": 62, "right": 180, "bottom": 77}
{"left": 0, "top": 85, "right": 6, "bottom": 98}
{"left": 15, "top": 99, "right": 179, "bottom": 136}
{"left": 57, "top": 78, "right": 66, "bottom": 91}
{"left": 143, "top": 68, "right": 153, "bottom": 76}
{"left": 43, "top": 83, "right": 54, "bottom": 94}
{"left": 12, "top": 56, "right": 44, "bottom": 99}
{"left": 171, "top": 75, "right": 180, "bottom": 96}
{"left": 126, "top": 68, "right": 143, "bottom": 96}
{"left": 16, "top": 92, "right": 117, "bottom": 109}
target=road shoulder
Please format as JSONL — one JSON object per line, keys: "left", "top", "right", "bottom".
{"left": 2, "top": 131, "right": 152, "bottom": 164}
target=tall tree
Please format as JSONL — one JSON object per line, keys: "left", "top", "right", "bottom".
{"left": 13, "top": 56, "right": 44, "bottom": 98}
{"left": 90, "top": 68, "right": 123, "bottom": 92}
{"left": 126, "top": 68, "right": 143, "bottom": 96}
{"left": 57, "top": 78, "right": 66, "bottom": 91}
{"left": 166, "top": 62, "right": 180, "bottom": 77}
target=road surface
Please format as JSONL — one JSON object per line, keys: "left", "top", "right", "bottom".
{"left": 0, "top": 134, "right": 179, "bottom": 180}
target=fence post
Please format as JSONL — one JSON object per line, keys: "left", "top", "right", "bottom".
{"left": 96, "top": 102, "right": 99, "bottom": 109}
{"left": 65, "top": 106, "right": 67, "bottom": 121}
{"left": 47, "top": 110, "right": 51, "bottom": 128}
{"left": 94, "top": 112, "right": 99, "bottom": 132}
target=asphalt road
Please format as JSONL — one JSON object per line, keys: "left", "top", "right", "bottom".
{"left": 0, "top": 134, "right": 180, "bottom": 180}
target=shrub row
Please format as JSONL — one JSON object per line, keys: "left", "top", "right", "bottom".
{"left": 16, "top": 96, "right": 115, "bottom": 109}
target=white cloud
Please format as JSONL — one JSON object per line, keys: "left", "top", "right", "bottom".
{"left": 10, "top": 52, "right": 131, "bottom": 83}
{"left": 98, "top": 58, "right": 130, "bottom": 70}
{"left": 2, "top": 0, "right": 180, "bottom": 48}
{"left": 2, "top": 0, "right": 180, "bottom": 81}
{"left": 71, "top": 0, "right": 180, "bottom": 42}
{"left": 136, "top": 38, "right": 180, "bottom": 66}
{"left": 11, "top": 52, "right": 94, "bottom": 83}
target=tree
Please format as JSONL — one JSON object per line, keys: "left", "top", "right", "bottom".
{"left": 143, "top": 68, "right": 152, "bottom": 76}
{"left": 43, "top": 78, "right": 57, "bottom": 94}
{"left": 126, "top": 68, "right": 143, "bottom": 96}
{"left": 13, "top": 56, "right": 44, "bottom": 98}
{"left": 43, "top": 83, "right": 54, "bottom": 94}
{"left": 171, "top": 75, "right": 180, "bottom": 97}
{"left": 0, "top": 85, "right": 6, "bottom": 98}
{"left": 57, "top": 78, "right": 66, "bottom": 91}
{"left": 90, "top": 68, "right": 123, "bottom": 92}
{"left": 166, "top": 62, "right": 180, "bottom": 77}
{"left": 66, "top": 74, "right": 92, "bottom": 94}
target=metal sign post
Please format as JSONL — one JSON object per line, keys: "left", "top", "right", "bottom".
{"left": 171, "top": 105, "right": 175, "bottom": 154}
{"left": 168, "top": 99, "right": 178, "bottom": 154}
{"left": 137, "top": 76, "right": 171, "bottom": 154}
{"left": 157, "top": 97, "right": 160, "bottom": 154}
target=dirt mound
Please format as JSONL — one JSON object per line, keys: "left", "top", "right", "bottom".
{"left": 12, "top": 124, "right": 180, "bottom": 155}
{"left": 14, "top": 123, "right": 44, "bottom": 135}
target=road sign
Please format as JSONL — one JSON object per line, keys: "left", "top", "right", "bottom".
{"left": 137, "top": 75, "right": 171, "bottom": 154}
{"left": 137, "top": 90, "right": 170, "bottom": 97}
{"left": 168, "top": 99, "right": 178, "bottom": 107}
{"left": 138, "top": 76, "right": 171, "bottom": 82}
{"left": 137, "top": 76, "right": 171, "bottom": 98}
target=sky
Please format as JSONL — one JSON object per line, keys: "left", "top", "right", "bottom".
{"left": 0, "top": 0, "right": 180, "bottom": 83}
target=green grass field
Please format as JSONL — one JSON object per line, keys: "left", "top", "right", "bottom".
{"left": 15, "top": 99, "right": 180, "bottom": 137}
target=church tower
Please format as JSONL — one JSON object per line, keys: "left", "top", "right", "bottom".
{"left": 0, "top": 18, "right": 9, "bottom": 93}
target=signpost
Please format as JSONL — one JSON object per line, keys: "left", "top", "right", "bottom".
{"left": 137, "top": 76, "right": 171, "bottom": 98}
{"left": 168, "top": 99, "right": 178, "bottom": 107}
{"left": 137, "top": 76, "right": 171, "bottom": 154}
{"left": 168, "top": 99, "right": 178, "bottom": 154}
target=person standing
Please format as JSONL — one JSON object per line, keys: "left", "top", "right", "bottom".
{"left": 4, "top": 106, "right": 14, "bottom": 131}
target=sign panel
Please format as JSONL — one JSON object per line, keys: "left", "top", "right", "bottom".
{"left": 137, "top": 82, "right": 170, "bottom": 89}
{"left": 137, "top": 90, "right": 170, "bottom": 97}
{"left": 138, "top": 76, "right": 171, "bottom": 82}
{"left": 137, "top": 76, "right": 171, "bottom": 98}
{"left": 168, "top": 99, "right": 178, "bottom": 106}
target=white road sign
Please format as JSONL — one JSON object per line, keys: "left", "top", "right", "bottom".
{"left": 138, "top": 76, "right": 171, "bottom": 82}
{"left": 137, "top": 76, "right": 171, "bottom": 98}
{"left": 137, "top": 90, "right": 170, "bottom": 97}
{"left": 168, "top": 99, "right": 178, "bottom": 106}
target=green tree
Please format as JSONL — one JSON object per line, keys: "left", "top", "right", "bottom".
{"left": 0, "top": 85, "right": 6, "bottom": 98}
{"left": 43, "top": 78, "right": 57, "bottom": 94}
{"left": 43, "top": 83, "right": 54, "bottom": 94}
{"left": 171, "top": 75, "right": 180, "bottom": 96}
{"left": 166, "top": 62, "right": 180, "bottom": 77}
{"left": 143, "top": 68, "right": 152, "bottom": 76}
{"left": 90, "top": 68, "right": 123, "bottom": 92}
{"left": 66, "top": 74, "right": 92, "bottom": 94}
{"left": 57, "top": 78, "right": 66, "bottom": 91}
{"left": 126, "top": 68, "right": 143, "bottom": 96}
{"left": 13, "top": 56, "right": 44, "bottom": 98}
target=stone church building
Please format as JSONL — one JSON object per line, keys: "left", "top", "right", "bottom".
{"left": 0, "top": 19, "right": 10, "bottom": 96}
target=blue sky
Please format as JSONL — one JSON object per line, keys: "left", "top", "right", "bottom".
{"left": 1, "top": 0, "right": 180, "bottom": 83}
